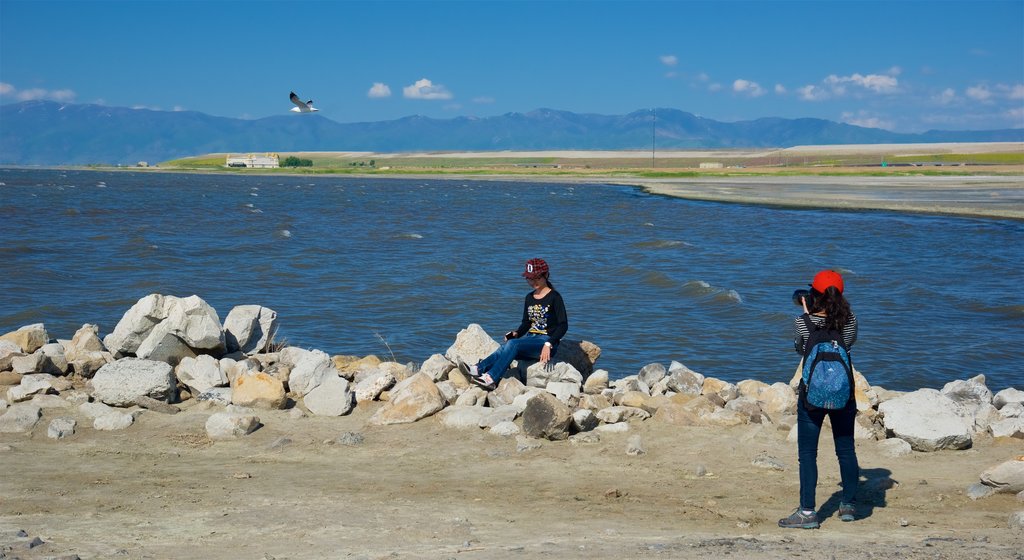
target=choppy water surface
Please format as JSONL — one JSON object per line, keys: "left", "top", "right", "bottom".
{"left": 2, "top": 168, "right": 1022, "bottom": 391}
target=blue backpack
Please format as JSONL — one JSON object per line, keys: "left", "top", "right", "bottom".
{"left": 799, "top": 315, "right": 854, "bottom": 410}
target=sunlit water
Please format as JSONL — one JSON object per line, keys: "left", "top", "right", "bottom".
{"left": 2, "top": 168, "right": 1021, "bottom": 391}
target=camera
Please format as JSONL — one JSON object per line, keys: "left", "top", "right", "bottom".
{"left": 792, "top": 289, "right": 814, "bottom": 307}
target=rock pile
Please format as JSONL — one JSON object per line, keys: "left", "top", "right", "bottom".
{"left": 1, "top": 294, "right": 1023, "bottom": 455}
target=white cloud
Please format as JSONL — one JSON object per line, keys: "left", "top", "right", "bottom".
{"left": 1008, "top": 107, "right": 1024, "bottom": 120}
{"left": 707, "top": 82, "right": 723, "bottom": 92}
{"left": 966, "top": 85, "right": 992, "bottom": 101}
{"left": 934, "top": 88, "right": 957, "bottom": 105}
{"left": 1008, "top": 84, "right": 1024, "bottom": 100}
{"left": 403, "top": 78, "right": 452, "bottom": 100}
{"left": 695, "top": 72, "right": 710, "bottom": 82}
{"left": 660, "top": 55, "right": 678, "bottom": 67}
{"left": 841, "top": 111, "right": 894, "bottom": 130}
{"left": 774, "top": 84, "right": 786, "bottom": 95}
{"left": 733, "top": 79, "right": 765, "bottom": 97}
{"left": 368, "top": 82, "right": 392, "bottom": 98}
{"left": 824, "top": 73, "right": 899, "bottom": 93}
{"left": 3, "top": 83, "right": 77, "bottom": 102}
{"left": 173, "top": 106, "right": 186, "bottom": 112}
{"left": 887, "top": 66, "right": 903, "bottom": 76}
{"left": 797, "top": 84, "right": 828, "bottom": 101}
{"left": 472, "top": 96, "right": 495, "bottom": 104}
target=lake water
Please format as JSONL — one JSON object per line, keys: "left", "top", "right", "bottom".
{"left": 2, "top": 168, "right": 1022, "bottom": 391}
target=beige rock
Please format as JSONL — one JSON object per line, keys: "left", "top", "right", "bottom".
{"left": 683, "top": 395, "right": 722, "bottom": 417}
{"left": 616, "top": 391, "right": 665, "bottom": 414}
{"left": 0, "top": 371, "right": 22, "bottom": 386}
{"left": 332, "top": 354, "right": 381, "bottom": 379}
{"left": 758, "top": 383, "right": 798, "bottom": 417}
{"left": 231, "top": 372, "right": 286, "bottom": 409}
{"left": 369, "top": 372, "right": 445, "bottom": 425}
{"left": 737, "top": 379, "right": 769, "bottom": 400}
{"left": 65, "top": 324, "right": 106, "bottom": 362}
{"left": 583, "top": 369, "right": 609, "bottom": 394}
{"left": 668, "top": 392, "right": 698, "bottom": 406}
{"left": 578, "top": 393, "right": 611, "bottom": 411}
{"left": 652, "top": 402, "right": 701, "bottom": 426}
{"left": 0, "top": 324, "right": 49, "bottom": 354}
{"left": 702, "top": 408, "right": 747, "bottom": 427}
{"left": 701, "top": 377, "right": 738, "bottom": 403}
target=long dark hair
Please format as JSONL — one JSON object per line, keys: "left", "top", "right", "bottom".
{"left": 542, "top": 272, "right": 554, "bottom": 290}
{"left": 811, "top": 286, "right": 851, "bottom": 331}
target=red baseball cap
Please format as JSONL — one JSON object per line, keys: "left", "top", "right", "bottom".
{"left": 522, "top": 258, "right": 549, "bottom": 279}
{"left": 811, "top": 270, "right": 844, "bottom": 293}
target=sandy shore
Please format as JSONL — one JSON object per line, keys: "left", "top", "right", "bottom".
{"left": 2, "top": 399, "right": 1022, "bottom": 559}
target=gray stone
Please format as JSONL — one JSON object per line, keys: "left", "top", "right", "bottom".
{"left": 751, "top": 452, "right": 786, "bottom": 471}
{"left": 994, "top": 388, "right": 1024, "bottom": 409}
{"left": 418, "top": 353, "right": 453, "bottom": 382}
{"left": 877, "top": 438, "right": 914, "bottom": 458}
{"left": 525, "top": 361, "right": 583, "bottom": 389}
{"left": 521, "top": 391, "right": 573, "bottom": 440}
{"left": 625, "top": 434, "right": 646, "bottom": 456}
{"left": 435, "top": 380, "right": 459, "bottom": 405}
{"left": 47, "top": 417, "right": 77, "bottom": 439}
{"left": 0, "top": 403, "right": 42, "bottom": 433}
{"left": 637, "top": 363, "right": 666, "bottom": 388}
{"left": 445, "top": 324, "right": 500, "bottom": 366}
{"left": 94, "top": 411, "right": 134, "bottom": 431}
{"left": 135, "top": 395, "right": 180, "bottom": 414}
{"left": 967, "top": 482, "right": 998, "bottom": 500}
{"left": 490, "top": 421, "right": 520, "bottom": 437}
{"left": 303, "top": 375, "right": 354, "bottom": 416}
{"left": 135, "top": 322, "right": 198, "bottom": 365}
{"left": 480, "top": 405, "right": 518, "bottom": 428}
{"left": 175, "top": 354, "right": 227, "bottom": 394}
{"left": 1009, "top": 510, "right": 1024, "bottom": 532}
{"left": 223, "top": 304, "right": 278, "bottom": 355}
{"left": 596, "top": 406, "right": 651, "bottom": 424}
{"left": 438, "top": 406, "right": 490, "bottom": 429}
{"left": 197, "top": 387, "right": 232, "bottom": 406}
{"left": 569, "top": 432, "right": 601, "bottom": 445}
{"left": 287, "top": 348, "right": 333, "bottom": 396}
{"left": 39, "top": 342, "right": 69, "bottom": 374}
{"left": 91, "top": 358, "right": 176, "bottom": 406}
{"left": 572, "top": 408, "right": 599, "bottom": 432}
{"left": 205, "top": 412, "right": 260, "bottom": 439}
{"left": 515, "top": 435, "right": 543, "bottom": 452}
{"left": 878, "top": 389, "right": 973, "bottom": 451}
{"left": 980, "top": 458, "right": 1024, "bottom": 494}
{"left": 336, "top": 431, "right": 364, "bottom": 445}
{"left": 31, "top": 394, "right": 72, "bottom": 409}
{"left": 79, "top": 401, "right": 115, "bottom": 419}
{"left": 665, "top": 362, "right": 704, "bottom": 395}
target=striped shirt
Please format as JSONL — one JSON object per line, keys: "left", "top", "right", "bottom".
{"left": 794, "top": 313, "right": 858, "bottom": 354}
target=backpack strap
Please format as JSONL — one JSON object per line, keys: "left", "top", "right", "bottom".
{"left": 800, "top": 314, "right": 819, "bottom": 354}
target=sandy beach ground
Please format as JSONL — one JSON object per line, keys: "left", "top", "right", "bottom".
{"left": 2, "top": 397, "right": 1022, "bottom": 559}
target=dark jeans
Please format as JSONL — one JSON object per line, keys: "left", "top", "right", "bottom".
{"left": 797, "top": 397, "right": 859, "bottom": 510}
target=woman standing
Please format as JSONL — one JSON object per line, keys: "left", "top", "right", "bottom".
{"left": 458, "top": 258, "right": 568, "bottom": 391}
{"left": 779, "top": 269, "right": 860, "bottom": 529}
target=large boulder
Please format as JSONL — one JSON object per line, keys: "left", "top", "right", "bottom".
{"left": 91, "top": 358, "right": 176, "bottom": 407}
{"left": 0, "top": 324, "right": 49, "bottom": 354}
{"left": 368, "top": 372, "right": 445, "bottom": 425}
{"left": 104, "top": 294, "right": 224, "bottom": 360}
{"left": 941, "top": 375, "right": 993, "bottom": 418}
{"left": 304, "top": 375, "right": 355, "bottom": 416}
{"left": 287, "top": 349, "right": 333, "bottom": 396}
{"left": 223, "top": 305, "right": 278, "bottom": 355}
{"left": 757, "top": 382, "right": 798, "bottom": 418}
{"left": 552, "top": 339, "right": 602, "bottom": 377}
{"left": 521, "top": 391, "right": 573, "bottom": 440}
{"left": 231, "top": 372, "right": 286, "bottom": 409}
{"left": 524, "top": 361, "right": 583, "bottom": 389}
{"left": 444, "top": 324, "right": 500, "bottom": 366}
{"left": 878, "top": 389, "right": 973, "bottom": 451}
{"left": 979, "top": 457, "right": 1024, "bottom": 494}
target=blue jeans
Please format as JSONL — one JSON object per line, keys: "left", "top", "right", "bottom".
{"left": 477, "top": 334, "right": 551, "bottom": 382}
{"left": 797, "top": 397, "right": 859, "bottom": 510}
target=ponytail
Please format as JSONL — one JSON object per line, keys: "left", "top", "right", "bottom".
{"left": 813, "top": 286, "right": 851, "bottom": 331}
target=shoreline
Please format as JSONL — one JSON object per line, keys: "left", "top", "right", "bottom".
{"left": 5, "top": 165, "right": 1023, "bottom": 220}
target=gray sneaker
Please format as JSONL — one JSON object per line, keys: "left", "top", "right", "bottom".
{"left": 839, "top": 502, "right": 856, "bottom": 522}
{"left": 778, "top": 508, "right": 820, "bottom": 529}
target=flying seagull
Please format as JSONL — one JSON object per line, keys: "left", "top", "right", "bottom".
{"left": 289, "top": 91, "right": 318, "bottom": 113}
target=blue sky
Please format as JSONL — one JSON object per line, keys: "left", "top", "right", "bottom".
{"left": 2, "top": 0, "right": 1022, "bottom": 133}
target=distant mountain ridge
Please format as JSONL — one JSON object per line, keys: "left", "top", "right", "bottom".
{"left": 2, "top": 100, "right": 1022, "bottom": 165}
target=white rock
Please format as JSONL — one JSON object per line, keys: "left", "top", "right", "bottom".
{"left": 39, "top": 343, "right": 69, "bottom": 374}
{"left": 878, "top": 389, "right": 973, "bottom": 451}
{"left": 176, "top": 354, "right": 227, "bottom": 394}
{"left": 455, "top": 386, "right": 488, "bottom": 407}
{"left": 354, "top": 371, "right": 395, "bottom": 402}
{"left": 435, "top": 380, "right": 459, "bottom": 405}
{"left": 595, "top": 422, "right": 630, "bottom": 434}
{"left": 65, "top": 324, "right": 106, "bottom": 360}
{"left": 990, "top": 418, "right": 1024, "bottom": 439}
{"left": 79, "top": 401, "right": 116, "bottom": 419}
{"left": 877, "top": 438, "right": 913, "bottom": 458}
{"left": 6, "top": 374, "right": 57, "bottom": 402}
{"left": 94, "top": 411, "right": 134, "bottom": 431}
{"left": 941, "top": 376, "right": 993, "bottom": 418}
{"left": 545, "top": 381, "right": 581, "bottom": 404}
{"left": 31, "top": 394, "right": 71, "bottom": 409}
{"left": 480, "top": 405, "right": 518, "bottom": 428}
{"left": 758, "top": 382, "right": 798, "bottom": 417}
{"left": 1001, "top": 402, "right": 1024, "bottom": 419}
{"left": 490, "top": 421, "right": 521, "bottom": 437}
{"left": 47, "top": 417, "right": 77, "bottom": 439}
{"left": 91, "top": 358, "right": 176, "bottom": 406}
{"left": 626, "top": 434, "right": 646, "bottom": 456}
{"left": 994, "top": 388, "right": 1024, "bottom": 409}
{"left": 445, "top": 324, "right": 500, "bottom": 366}
{"left": 223, "top": 305, "right": 278, "bottom": 355}
{"left": 104, "top": 294, "right": 224, "bottom": 357}
{"left": 637, "top": 363, "right": 666, "bottom": 387}
{"left": 572, "top": 408, "right": 599, "bottom": 432}
{"left": 11, "top": 353, "right": 46, "bottom": 375}
{"left": 525, "top": 361, "right": 583, "bottom": 389}
{"left": 303, "top": 375, "right": 354, "bottom": 416}
{"left": 437, "top": 406, "right": 490, "bottom": 429}
{"left": 205, "top": 412, "right": 260, "bottom": 439}
{"left": 288, "top": 349, "right": 333, "bottom": 396}
{"left": 0, "top": 403, "right": 42, "bottom": 433}
{"left": 665, "top": 362, "right": 704, "bottom": 395}
{"left": 583, "top": 369, "right": 609, "bottom": 394}
{"left": 596, "top": 406, "right": 651, "bottom": 424}
{"left": 980, "top": 458, "right": 1024, "bottom": 494}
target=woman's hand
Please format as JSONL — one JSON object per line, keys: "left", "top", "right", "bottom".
{"left": 540, "top": 344, "right": 551, "bottom": 364}
{"left": 801, "top": 296, "right": 810, "bottom": 315}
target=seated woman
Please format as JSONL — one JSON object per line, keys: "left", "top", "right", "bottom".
{"left": 458, "top": 258, "right": 568, "bottom": 390}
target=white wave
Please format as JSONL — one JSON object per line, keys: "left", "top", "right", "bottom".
{"left": 279, "top": 229, "right": 291, "bottom": 238}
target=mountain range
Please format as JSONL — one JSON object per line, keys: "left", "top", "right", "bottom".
{"left": 2, "top": 100, "right": 1022, "bottom": 165}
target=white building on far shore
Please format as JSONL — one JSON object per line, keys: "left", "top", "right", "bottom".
{"left": 226, "top": 153, "right": 280, "bottom": 168}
